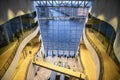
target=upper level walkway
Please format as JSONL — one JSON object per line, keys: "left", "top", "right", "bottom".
{"left": 0, "top": 28, "right": 36, "bottom": 79}
{"left": 85, "top": 27, "right": 120, "bottom": 80}
{"left": 80, "top": 43, "right": 96, "bottom": 80}
{"left": 11, "top": 35, "right": 40, "bottom": 80}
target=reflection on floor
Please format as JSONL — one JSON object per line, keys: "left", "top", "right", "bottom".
{"left": 34, "top": 57, "right": 81, "bottom": 80}
{"left": 80, "top": 43, "right": 96, "bottom": 80}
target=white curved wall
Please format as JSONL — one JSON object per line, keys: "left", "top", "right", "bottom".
{"left": 90, "top": 0, "right": 120, "bottom": 62}
{"left": 0, "top": 0, "right": 35, "bottom": 25}
{"left": 83, "top": 28, "right": 100, "bottom": 80}
{"left": 2, "top": 27, "right": 39, "bottom": 80}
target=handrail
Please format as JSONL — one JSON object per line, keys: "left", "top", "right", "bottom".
{"left": 85, "top": 27, "right": 104, "bottom": 80}
{"left": 0, "top": 27, "right": 36, "bottom": 80}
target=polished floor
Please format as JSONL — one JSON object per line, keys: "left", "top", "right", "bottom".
{"left": 80, "top": 43, "right": 96, "bottom": 80}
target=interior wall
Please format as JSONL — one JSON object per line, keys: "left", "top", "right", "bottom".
{"left": 90, "top": 0, "right": 120, "bottom": 62}
{"left": 0, "top": 0, "right": 35, "bottom": 25}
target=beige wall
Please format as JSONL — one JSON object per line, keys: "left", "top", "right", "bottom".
{"left": 90, "top": 0, "right": 120, "bottom": 62}
{"left": 0, "top": 0, "right": 35, "bottom": 25}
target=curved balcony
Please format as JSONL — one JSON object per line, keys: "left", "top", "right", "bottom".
{"left": 83, "top": 25, "right": 120, "bottom": 80}
{"left": 1, "top": 26, "right": 40, "bottom": 80}
{"left": 83, "top": 26, "right": 103, "bottom": 80}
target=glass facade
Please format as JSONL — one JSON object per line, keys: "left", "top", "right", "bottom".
{"left": 38, "top": 7, "right": 86, "bottom": 57}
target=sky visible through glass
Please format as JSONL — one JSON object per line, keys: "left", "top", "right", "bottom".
{"left": 39, "top": 8, "right": 85, "bottom": 56}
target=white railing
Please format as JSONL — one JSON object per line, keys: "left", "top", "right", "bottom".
{"left": 82, "top": 27, "right": 100, "bottom": 80}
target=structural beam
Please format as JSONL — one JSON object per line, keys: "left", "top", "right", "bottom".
{"left": 33, "top": 0, "right": 92, "bottom": 8}
{"left": 32, "top": 57, "right": 86, "bottom": 79}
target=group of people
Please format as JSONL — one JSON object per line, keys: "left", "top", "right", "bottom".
{"left": 44, "top": 51, "right": 76, "bottom": 59}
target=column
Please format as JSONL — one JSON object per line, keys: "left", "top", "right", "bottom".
{"left": 3, "top": 24, "right": 10, "bottom": 44}
{"left": 19, "top": 16, "right": 24, "bottom": 35}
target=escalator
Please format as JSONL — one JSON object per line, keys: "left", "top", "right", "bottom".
{"left": 60, "top": 62, "right": 66, "bottom": 80}
{"left": 49, "top": 62, "right": 58, "bottom": 80}
{"left": 49, "top": 62, "right": 70, "bottom": 80}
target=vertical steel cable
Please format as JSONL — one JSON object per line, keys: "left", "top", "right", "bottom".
{"left": 58, "top": 7, "right": 59, "bottom": 56}
{"left": 46, "top": 7, "right": 48, "bottom": 57}
{"left": 52, "top": 7, "right": 54, "bottom": 56}
{"left": 63, "top": 6, "right": 66, "bottom": 56}
{"left": 75, "top": 7, "right": 78, "bottom": 56}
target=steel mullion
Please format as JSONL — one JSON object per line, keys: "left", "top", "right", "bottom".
{"left": 63, "top": 7, "right": 66, "bottom": 55}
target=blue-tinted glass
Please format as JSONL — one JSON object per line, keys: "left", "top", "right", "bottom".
{"left": 39, "top": 8, "right": 85, "bottom": 55}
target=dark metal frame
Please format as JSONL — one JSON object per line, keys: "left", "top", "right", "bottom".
{"left": 34, "top": 0, "right": 92, "bottom": 8}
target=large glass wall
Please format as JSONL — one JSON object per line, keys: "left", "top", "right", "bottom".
{"left": 37, "top": 7, "right": 87, "bottom": 57}
{"left": 91, "top": 17, "right": 116, "bottom": 45}
{"left": 0, "top": 12, "right": 36, "bottom": 48}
